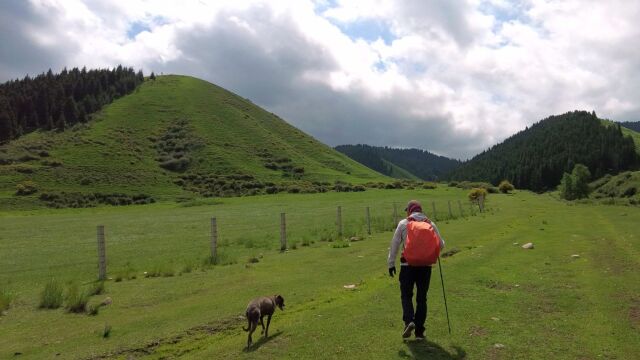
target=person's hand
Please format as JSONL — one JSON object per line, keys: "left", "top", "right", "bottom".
{"left": 388, "top": 267, "right": 396, "bottom": 277}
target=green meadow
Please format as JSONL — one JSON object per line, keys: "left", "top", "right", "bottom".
{"left": 1, "top": 187, "right": 638, "bottom": 359}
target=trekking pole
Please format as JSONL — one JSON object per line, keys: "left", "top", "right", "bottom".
{"left": 437, "top": 256, "right": 452, "bottom": 334}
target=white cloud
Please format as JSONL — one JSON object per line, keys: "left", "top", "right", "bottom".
{"left": 1, "top": 0, "right": 639, "bottom": 159}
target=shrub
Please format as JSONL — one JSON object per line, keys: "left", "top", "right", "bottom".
{"left": 160, "top": 158, "right": 190, "bottom": 171}
{"left": 559, "top": 172, "right": 575, "bottom": 200}
{"left": 42, "top": 159, "right": 63, "bottom": 167}
{"left": 65, "top": 283, "right": 89, "bottom": 313}
{"left": 422, "top": 182, "right": 437, "bottom": 189}
{"left": 15, "top": 165, "right": 35, "bottom": 173}
{"left": 622, "top": 186, "right": 637, "bottom": 197}
{"left": 498, "top": 180, "right": 515, "bottom": 193}
{"left": 16, "top": 180, "right": 38, "bottom": 195}
{"left": 39, "top": 279, "right": 64, "bottom": 309}
{"left": 468, "top": 188, "right": 488, "bottom": 203}
{"left": 559, "top": 163, "right": 591, "bottom": 200}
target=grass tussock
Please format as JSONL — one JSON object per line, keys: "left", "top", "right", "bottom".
{"left": 103, "top": 323, "right": 112, "bottom": 338}
{"left": 115, "top": 263, "right": 137, "bottom": 282}
{"left": 39, "top": 279, "right": 64, "bottom": 309}
{"left": 145, "top": 264, "right": 175, "bottom": 278}
{"left": 65, "top": 283, "right": 89, "bottom": 313}
{"left": 87, "top": 281, "right": 105, "bottom": 296}
{"left": 88, "top": 303, "right": 101, "bottom": 316}
{"left": 1, "top": 287, "right": 14, "bottom": 314}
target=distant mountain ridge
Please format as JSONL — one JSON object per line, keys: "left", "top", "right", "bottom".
{"left": 447, "top": 111, "right": 639, "bottom": 191}
{"left": 619, "top": 121, "right": 640, "bottom": 132}
{"left": 335, "top": 144, "right": 461, "bottom": 181}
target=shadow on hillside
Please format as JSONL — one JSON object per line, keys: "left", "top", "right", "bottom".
{"left": 399, "top": 340, "right": 466, "bottom": 359}
{"left": 244, "top": 331, "right": 283, "bottom": 352}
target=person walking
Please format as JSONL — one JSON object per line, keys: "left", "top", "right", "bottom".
{"left": 388, "top": 200, "right": 445, "bottom": 340}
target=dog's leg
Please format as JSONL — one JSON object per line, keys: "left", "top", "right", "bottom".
{"left": 260, "top": 315, "right": 265, "bottom": 334}
{"left": 247, "top": 321, "right": 257, "bottom": 348}
{"left": 265, "top": 314, "right": 272, "bottom": 337}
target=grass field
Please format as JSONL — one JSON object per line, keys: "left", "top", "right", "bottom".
{"left": 1, "top": 188, "right": 639, "bottom": 359}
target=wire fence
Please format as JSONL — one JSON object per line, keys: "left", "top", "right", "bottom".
{"left": 0, "top": 196, "right": 487, "bottom": 285}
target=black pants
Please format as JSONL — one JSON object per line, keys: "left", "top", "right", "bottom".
{"left": 399, "top": 265, "right": 432, "bottom": 335}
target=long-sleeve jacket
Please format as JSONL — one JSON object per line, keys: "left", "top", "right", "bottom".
{"left": 387, "top": 212, "right": 445, "bottom": 268}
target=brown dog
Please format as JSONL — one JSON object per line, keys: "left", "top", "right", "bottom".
{"left": 243, "top": 295, "right": 285, "bottom": 348}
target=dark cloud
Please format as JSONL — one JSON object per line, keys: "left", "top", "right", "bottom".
{"left": 0, "top": 1, "right": 77, "bottom": 81}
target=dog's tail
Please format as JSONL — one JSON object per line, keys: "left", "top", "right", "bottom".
{"left": 242, "top": 311, "right": 250, "bottom": 332}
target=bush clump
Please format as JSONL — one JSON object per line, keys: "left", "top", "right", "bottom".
{"left": 468, "top": 188, "right": 488, "bottom": 205}
{"left": 498, "top": 180, "right": 515, "bottom": 193}
{"left": 15, "top": 180, "right": 38, "bottom": 195}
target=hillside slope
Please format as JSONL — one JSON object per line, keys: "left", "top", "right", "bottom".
{"left": 0, "top": 75, "right": 385, "bottom": 208}
{"left": 447, "top": 111, "right": 639, "bottom": 191}
{"left": 335, "top": 144, "right": 460, "bottom": 181}
{"left": 590, "top": 170, "right": 640, "bottom": 205}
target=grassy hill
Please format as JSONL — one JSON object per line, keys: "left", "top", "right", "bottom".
{"left": 0, "top": 76, "right": 386, "bottom": 209}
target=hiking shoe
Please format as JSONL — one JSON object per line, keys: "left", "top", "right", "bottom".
{"left": 402, "top": 322, "right": 415, "bottom": 338}
{"left": 414, "top": 332, "right": 425, "bottom": 340}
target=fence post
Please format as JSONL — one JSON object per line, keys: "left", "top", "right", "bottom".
{"left": 97, "top": 225, "right": 106, "bottom": 281}
{"left": 280, "top": 213, "right": 287, "bottom": 251}
{"left": 337, "top": 206, "right": 343, "bottom": 238}
{"left": 457, "top": 200, "right": 464, "bottom": 218}
{"left": 448, "top": 200, "right": 453, "bottom": 219}
{"left": 210, "top": 217, "right": 218, "bottom": 261}
{"left": 432, "top": 201, "right": 437, "bottom": 221}
{"left": 366, "top": 206, "right": 371, "bottom": 235}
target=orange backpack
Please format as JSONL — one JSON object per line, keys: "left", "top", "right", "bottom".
{"left": 402, "top": 218, "right": 441, "bottom": 266}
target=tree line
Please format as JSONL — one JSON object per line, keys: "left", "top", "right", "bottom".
{"left": 335, "top": 144, "right": 461, "bottom": 181}
{"left": 447, "top": 111, "right": 639, "bottom": 191}
{"left": 0, "top": 66, "right": 145, "bottom": 142}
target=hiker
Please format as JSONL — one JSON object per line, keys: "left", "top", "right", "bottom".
{"left": 388, "top": 200, "right": 445, "bottom": 340}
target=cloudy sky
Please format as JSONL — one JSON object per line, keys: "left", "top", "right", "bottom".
{"left": 1, "top": 0, "right": 639, "bottom": 159}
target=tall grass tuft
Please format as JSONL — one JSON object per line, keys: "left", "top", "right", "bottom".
{"left": 88, "top": 303, "right": 101, "bottom": 316}
{"left": 65, "top": 283, "right": 89, "bottom": 313}
{"left": 88, "top": 281, "right": 105, "bottom": 296}
{"left": 1, "top": 287, "right": 14, "bottom": 314}
{"left": 103, "top": 323, "right": 112, "bottom": 338}
{"left": 39, "top": 279, "right": 64, "bottom": 309}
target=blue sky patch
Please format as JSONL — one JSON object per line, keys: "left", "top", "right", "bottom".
{"left": 127, "top": 21, "right": 151, "bottom": 39}
{"left": 330, "top": 18, "right": 397, "bottom": 45}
